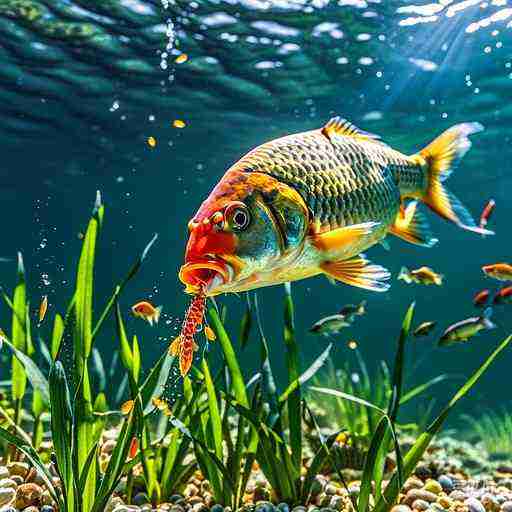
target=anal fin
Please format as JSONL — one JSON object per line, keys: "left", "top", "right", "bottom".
{"left": 320, "top": 254, "right": 391, "bottom": 292}
{"left": 390, "top": 201, "right": 438, "bottom": 248}
{"left": 311, "top": 221, "right": 381, "bottom": 252}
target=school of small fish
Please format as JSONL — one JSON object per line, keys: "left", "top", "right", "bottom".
{"left": 310, "top": 300, "right": 367, "bottom": 336}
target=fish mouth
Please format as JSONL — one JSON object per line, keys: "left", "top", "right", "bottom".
{"left": 178, "top": 258, "right": 233, "bottom": 295}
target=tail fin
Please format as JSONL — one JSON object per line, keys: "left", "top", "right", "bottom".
{"left": 481, "top": 307, "right": 497, "bottom": 330}
{"left": 415, "top": 122, "right": 493, "bottom": 236}
{"left": 398, "top": 266, "right": 411, "bottom": 283}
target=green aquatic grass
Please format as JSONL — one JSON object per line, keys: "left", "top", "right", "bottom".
{"left": 462, "top": 407, "right": 512, "bottom": 458}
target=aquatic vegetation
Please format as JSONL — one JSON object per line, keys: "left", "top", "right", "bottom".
{"left": 463, "top": 408, "right": 512, "bottom": 459}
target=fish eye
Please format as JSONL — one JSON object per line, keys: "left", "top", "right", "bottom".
{"left": 225, "top": 202, "right": 251, "bottom": 231}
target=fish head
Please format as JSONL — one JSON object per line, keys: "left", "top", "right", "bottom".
{"left": 179, "top": 170, "right": 309, "bottom": 295}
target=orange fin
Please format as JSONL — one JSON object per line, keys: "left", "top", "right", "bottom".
{"left": 390, "top": 201, "right": 438, "bottom": 248}
{"left": 320, "top": 255, "right": 391, "bottom": 292}
{"left": 169, "top": 336, "right": 181, "bottom": 357}
{"left": 321, "top": 116, "right": 380, "bottom": 142}
{"left": 414, "top": 122, "right": 493, "bottom": 236}
{"left": 311, "top": 221, "right": 381, "bottom": 252}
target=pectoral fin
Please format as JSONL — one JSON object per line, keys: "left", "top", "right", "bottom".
{"left": 320, "top": 255, "right": 391, "bottom": 292}
{"left": 390, "top": 201, "right": 438, "bottom": 248}
{"left": 311, "top": 221, "right": 381, "bottom": 252}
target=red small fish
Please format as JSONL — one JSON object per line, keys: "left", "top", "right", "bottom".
{"left": 131, "top": 301, "right": 162, "bottom": 326}
{"left": 473, "top": 289, "right": 490, "bottom": 308}
{"left": 129, "top": 437, "right": 138, "bottom": 458}
{"left": 494, "top": 286, "right": 512, "bottom": 305}
{"left": 479, "top": 199, "right": 496, "bottom": 230}
{"left": 169, "top": 292, "right": 206, "bottom": 376}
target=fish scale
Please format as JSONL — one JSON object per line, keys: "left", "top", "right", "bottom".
{"left": 236, "top": 130, "right": 413, "bottom": 232}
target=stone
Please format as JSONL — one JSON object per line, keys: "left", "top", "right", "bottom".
{"left": 391, "top": 507, "right": 412, "bottom": 512}
{"left": 188, "top": 497, "right": 204, "bottom": 506}
{"left": 450, "top": 491, "right": 467, "bottom": 502}
{"left": 329, "top": 496, "right": 344, "bottom": 510}
{"left": 184, "top": 484, "right": 199, "bottom": 498}
{"left": 169, "top": 506, "right": 185, "bottom": 512}
{"left": 10, "top": 475, "right": 23, "bottom": 486}
{"left": 41, "top": 506, "right": 55, "bottom": 512}
{"left": 0, "top": 479, "right": 17, "bottom": 490}
{"left": 482, "top": 494, "right": 499, "bottom": 512}
{"left": 191, "top": 504, "right": 208, "bottom": 512}
{"left": 325, "top": 484, "right": 338, "bottom": 496}
{"left": 423, "top": 480, "right": 443, "bottom": 495}
{"left": 466, "top": 498, "right": 486, "bottom": 512}
{"left": 437, "top": 496, "right": 453, "bottom": 509}
{"left": 501, "top": 502, "right": 512, "bottom": 512}
{"left": 14, "top": 483, "right": 43, "bottom": 509}
{"left": 404, "top": 490, "right": 438, "bottom": 506}
{"left": 105, "top": 496, "right": 125, "bottom": 512}
{"left": 169, "top": 495, "right": 184, "bottom": 504}
{"left": 7, "top": 462, "right": 29, "bottom": 478}
{"left": 210, "top": 505, "right": 224, "bottom": 512}
{"left": 438, "top": 476, "right": 454, "bottom": 493}
{"left": 412, "top": 499, "right": 429, "bottom": 511}
{"left": 292, "top": 507, "right": 307, "bottom": 512}
{"left": 255, "top": 503, "right": 274, "bottom": 512}
{"left": 23, "top": 507, "right": 40, "bottom": 512}
{"left": 0, "top": 487, "right": 15, "bottom": 507}
{"left": 133, "top": 493, "right": 149, "bottom": 505}
{"left": 404, "top": 479, "right": 425, "bottom": 493}
{"left": 277, "top": 504, "right": 290, "bottom": 512}
{"left": 0, "top": 468, "right": 9, "bottom": 480}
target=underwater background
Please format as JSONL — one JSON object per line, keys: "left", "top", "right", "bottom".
{"left": 0, "top": 0, "right": 511, "bottom": 417}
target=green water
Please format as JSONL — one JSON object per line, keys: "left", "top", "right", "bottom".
{"left": 0, "top": 0, "right": 511, "bottom": 415}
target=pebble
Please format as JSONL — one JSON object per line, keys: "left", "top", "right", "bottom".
{"left": 15, "top": 483, "right": 43, "bottom": 509}
{"left": 0, "top": 468, "right": 9, "bottom": 479}
{"left": 170, "top": 495, "right": 184, "bottom": 504}
{"left": 24, "top": 507, "right": 40, "bottom": 512}
{"left": 292, "top": 507, "right": 307, "bottom": 512}
{"left": 325, "top": 485, "right": 338, "bottom": 496}
{"left": 329, "top": 496, "right": 344, "bottom": 510}
{"left": 0, "top": 479, "right": 17, "bottom": 490}
{"left": 404, "top": 478, "right": 425, "bottom": 493}
{"left": 466, "top": 498, "right": 486, "bottom": 512}
{"left": 210, "top": 505, "right": 224, "bottom": 512}
{"left": 191, "top": 504, "right": 208, "bottom": 512}
{"left": 41, "top": 507, "right": 55, "bottom": 512}
{"left": 438, "top": 476, "right": 454, "bottom": 493}
{"left": 10, "top": 476, "right": 23, "bottom": 486}
{"left": 502, "top": 502, "right": 512, "bottom": 512}
{"left": 255, "top": 502, "right": 274, "bottom": 512}
{"left": 412, "top": 499, "right": 430, "bottom": 511}
{"left": 133, "top": 493, "right": 148, "bottom": 505}
{"left": 391, "top": 507, "right": 412, "bottom": 512}
{"left": 423, "top": 480, "right": 443, "bottom": 495}
{"left": 437, "top": 496, "right": 453, "bottom": 509}
{"left": 169, "top": 506, "right": 185, "bottom": 512}
{"left": 0, "top": 487, "right": 15, "bottom": 507}
{"left": 405, "top": 490, "right": 438, "bottom": 506}
{"left": 7, "top": 462, "right": 28, "bottom": 478}
{"left": 0, "top": 507, "right": 16, "bottom": 512}
{"left": 277, "top": 504, "right": 290, "bottom": 512}
{"left": 450, "top": 491, "right": 467, "bottom": 502}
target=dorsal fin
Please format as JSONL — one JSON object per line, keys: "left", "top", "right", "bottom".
{"left": 321, "top": 116, "right": 380, "bottom": 142}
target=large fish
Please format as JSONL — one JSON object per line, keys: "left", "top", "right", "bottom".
{"left": 179, "top": 117, "right": 491, "bottom": 297}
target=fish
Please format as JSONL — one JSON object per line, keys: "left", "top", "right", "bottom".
{"left": 339, "top": 300, "right": 366, "bottom": 322}
{"left": 479, "top": 199, "right": 496, "bottom": 231}
{"left": 0, "top": 257, "right": 12, "bottom": 263}
{"left": 438, "top": 308, "right": 496, "bottom": 346}
{"left": 152, "top": 397, "right": 173, "bottom": 416}
{"left": 204, "top": 325, "right": 216, "bottom": 341}
{"left": 398, "top": 266, "right": 443, "bottom": 286}
{"left": 310, "top": 314, "right": 351, "bottom": 336}
{"left": 175, "top": 53, "right": 188, "bottom": 64}
{"left": 38, "top": 295, "right": 48, "bottom": 325}
{"left": 131, "top": 301, "right": 162, "bottom": 326}
{"left": 473, "top": 289, "right": 490, "bottom": 308}
{"left": 173, "top": 119, "right": 186, "bottom": 128}
{"left": 493, "top": 286, "right": 512, "bottom": 305}
{"left": 413, "top": 321, "right": 437, "bottom": 337}
{"left": 121, "top": 399, "right": 134, "bottom": 415}
{"left": 482, "top": 263, "right": 512, "bottom": 282}
{"left": 347, "top": 339, "right": 358, "bottom": 349}
{"left": 178, "top": 117, "right": 489, "bottom": 302}
{"left": 147, "top": 136, "right": 156, "bottom": 148}
{"left": 169, "top": 292, "right": 206, "bottom": 375}
{"left": 129, "top": 437, "right": 139, "bottom": 458}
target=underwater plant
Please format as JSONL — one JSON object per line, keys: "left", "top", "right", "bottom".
{"left": 462, "top": 407, "right": 512, "bottom": 459}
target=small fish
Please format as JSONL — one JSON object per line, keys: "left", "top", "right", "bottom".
{"left": 398, "top": 266, "right": 443, "bottom": 286}
{"left": 152, "top": 397, "right": 173, "bottom": 416}
{"left": 169, "top": 292, "right": 206, "bottom": 376}
{"left": 38, "top": 295, "right": 48, "bottom": 325}
{"left": 482, "top": 263, "right": 512, "bottom": 282}
{"left": 204, "top": 325, "right": 216, "bottom": 341}
{"left": 310, "top": 314, "right": 351, "bottom": 336}
{"left": 339, "top": 300, "right": 366, "bottom": 322}
{"left": 131, "top": 301, "right": 162, "bottom": 326}
{"left": 347, "top": 339, "right": 358, "bottom": 350}
{"left": 493, "top": 286, "right": 512, "bottom": 305}
{"left": 173, "top": 119, "right": 186, "bottom": 129}
{"left": 479, "top": 199, "right": 496, "bottom": 231}
{"left": 473, "top": 289, "right": 490, "bottom": 308}
{"left": 413, "top": 321, "right": 437, "bottom": 337}
{"left": 439, "top": 308, "right": 496, "bottom": 346}
{"left": 147, "top": 136, "right": 156, "bottom": 148}
{"left": 129, "top": 437, "right": 139, "bottom": 458}
{"left": 121, "top": 399, "right": 134, "bottom": 415}
{"left": 0, "top": 257, "right": 12, "bottom": 263}
{"left": 0, "top": 328, "right": 6, "bottom": 350}
{"left": 175, "top": 53, "right": 188, "bottom": 64}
